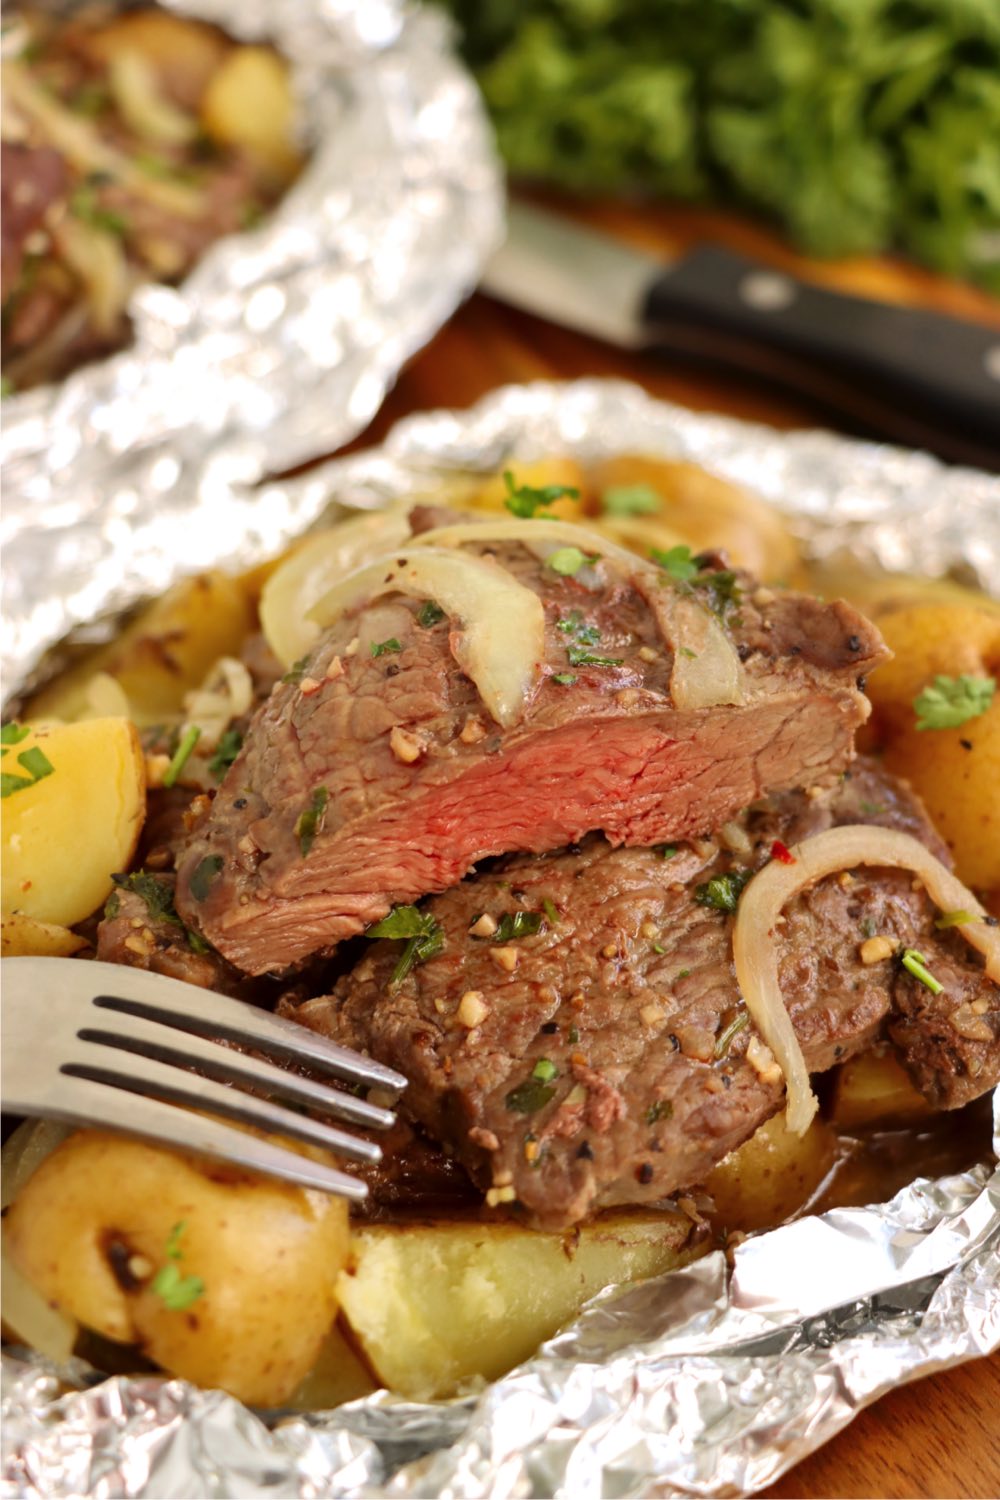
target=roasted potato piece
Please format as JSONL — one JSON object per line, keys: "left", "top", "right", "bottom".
{"left": 0, "top": 911, "right": 88, "bottom": 958}
{"left": 27, "top": 572, "right": 254, "bottom": 726}
{"left": 1, "top": 719, "right": 144, "bottom": 927}
{"left": 864, "top": 604, "right": 1000, "bottom": 889}
{"left": 337, "top": 1209, "right": 699, "bottom": 1401}
{"left": 702, "top": 1112, "right": 839, "bottom": 1234}
{"left": 829, "top": 1048, "right": 932, "bottom": 1130}
{"left": 586, "top": 455, "right": 803, "bottom": 583}
{"left": 289, "top": 1322, "right": 378, "bottom": 1410}
{"left": 5, "top": 1131, "right": 350, "bottom": 1408}
{"left": 200, "top": 47, "right": 299, "bottom": 180}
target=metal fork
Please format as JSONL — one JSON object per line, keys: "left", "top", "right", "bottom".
{"left": 1, "top": 957, "right": 406, "bottom": 1200}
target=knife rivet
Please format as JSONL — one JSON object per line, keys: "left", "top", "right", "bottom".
{"left": 984, "top": 346, "right": 1000, "bottom": 383}
{"left": 740, "top": 271, "right": 796, "bottom": 312}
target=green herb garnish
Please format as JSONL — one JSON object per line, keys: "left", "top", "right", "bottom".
{"left": 0, "top": 728, "right": 55, "bottom": 798}
{"left": 567, "top": 646, "right": 624, "bottom": 668}
{"left": 152, "top": 1221, "right": 204, "bottom": 1312}
{"left": 934, "top": 909, "right": 982, "bottom": 929}
{"left": 189, "top": 856, "right": 224, "bottom": 902}
{"left": 651, "top": 544, "right": 698, "bottom": 582}
{"left": 901, "top": 947, "right": 944, "bottom": 994}
{"left": 502, "top": 470, "right": 580, "bottom": 518}
{"left": 505, "top": 1078, "right": 556, "bottom": 1113}
{"left": 568, "top": 1025, "right": 580, "bottom": 1044}
{"left": 111, "top": 871, "right": 180, "bottom": 925}
{"left": 654, "top": 844, "right": 677, "bottom": 860}
{"left": 295, "top": 786, "right": 329, "bottom": 856}
{"left": 695, "top": 569, "right": 741, "bottom": 617}
{"left": 162, "top": 725, "right": 201, "bottom": 789}
{"left": 532, "top": 1057, "right": 558, "bottom": 1082}
{"left": 208, "top": 729, "right": 243, "bottom": 780}
{"left": 417, "top": 600, "right": 446, "bottom": 628}
{"left": 602, "top": 484, "right": 662, "bottom": 517}
{"left": 714, "top": 1011, "right": 749, "bottom": 1059}
{"left": 556, "top": 612, "right": 600, "bottom": 645}
{"left": 552, "top": 672, "right": 578, "bottom": 685}
{"left": 542, "top": 897, "right": 559, "bottom": 925}
{"left": 69, "top": 183, "right": 129, "bottom": 237}
{"left": 281, "top": 655, "right": 310, "bottom": 684}
{"left": 645, "top": 1099, "right": 674, "bottom": 1124}
{"left": 694, "top": 869, "right": 752, "bottom": 914}
{"left": 913, "top": 674, "right": 995, "bottom": 731}
{"left": 367, "top": 905, "right": 444, "bottom": 989}
{"left": 547, "top": 546, "right": 596, "bottom": 576}
{"left": 371, "top": 637, "right": 402, "bottom": 658}
{"left": 1, "top": 723, "right": 31, "bottom": 747}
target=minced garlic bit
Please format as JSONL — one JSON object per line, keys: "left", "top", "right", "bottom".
{"left": 457, "top": 990, "right": 488, "bottom": 1027}
{"left": 127, "top": 1254, "right": 153, "bottom": 1281}
{"left": 860, "top": 934, "right": 895, "bottom": 964}
{"left": 326, "top": 655, "right": 344, "bottom": 680}
{"left": 299, "top": 675, "right": 322, "bottom": 696}
{"left": 433, "top": 997, "right": 448, "bottom": 1015}
{"left": 491, "top": 945, "right": 519, "bottom": 973}
{"left": 837, "top": 871, "right": 855, "bottom": 889}
{"left": 144, "top": 752, "right": 172, "bottom": 788}
{"left": 640, "top": 1002, "right": 666, "bottom": 1026}
{"left": 640, "top": 920, "right": 659, "bottom": 940}
{"left": 485, "top": 1184, "right": 517, "bottom": 1207}
{"left": 615, "top": 687, "right": 640, "bottom": 708}
{"left": 469, "top": 912, "right": 498, "bottom": 938}
{"left": 344, "top": 636, "right": 360, "bottom": 656}
{"left": 746, "top": 1034, "right": 783, "bottom": 1085}
{"left": 752, "top": 586, "right": 776, "bottom": 607}
{"left": 523, "top": 1138, "right": 540, "bottom": 1164}
{"left": 460, "top": 715, "right": 487, "bottom": 745}
{"left": 389, "top": 725, "right": 425, "bottom": 764}
{"left": 601, "top": 942, "right": 619, "bottom": 959}
{"left": 564, "top": 1083, "right": 587, "bottom": 1106}
{"left": 637, "top": 645, "right": 658, "bottom": 663}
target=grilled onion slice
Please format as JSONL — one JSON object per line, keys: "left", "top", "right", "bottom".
{"left": 733, "top": 825, "right": 1000, "bottom": 1136}
{"left": 308, "top": 548, "right": 546, "bottom": 728}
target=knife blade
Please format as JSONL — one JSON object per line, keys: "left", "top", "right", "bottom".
{"left": 482, "top": 201, "right": 1000, "bottom": 465}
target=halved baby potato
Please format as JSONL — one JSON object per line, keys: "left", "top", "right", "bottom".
{"left": 703, "top": 1111, "right": 839, "bottom": 1234}
{"left": 337, "top": 1209, "right": 699, "bottom": 1401}
{"left": 5, "top": 1131, "right": 350, "bottom": 1408}
{"left": 200, "top": 46, "right": 299, "bottom": 179}
{"left": 0, "top": 911, "right": 89, "bottom": 958}
{"left": 1, "top": 718, "right": 145, "bottom": 927}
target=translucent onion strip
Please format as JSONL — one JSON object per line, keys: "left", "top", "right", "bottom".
{"left": 410, "top": 517, "right": 651, "bottom": 574}
{"left": 733, "top": 825, "right": 1000, "bottom": 1136}
{"left": 308, "top": 548, "right": 546, "bottom": 727}
{"left": 108, "top": 51, "right": 198, "bottom": 147}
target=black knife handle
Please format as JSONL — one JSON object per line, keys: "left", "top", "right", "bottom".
{"left": 643, "top": 245, "right": 1000, "bottom": 447}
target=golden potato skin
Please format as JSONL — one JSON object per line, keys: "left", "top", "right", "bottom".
{"left": 703, "top": 1112, "right": 839, "bottom": 1234}
{"left": 6, "top": 1132, "right": 350, "bottom": 1408}
{"left": 829, "top": 1049, "right": 931, "bottom": 1130}
{"left": 0, "top": 911, "right": 88, "bottom": 957}
{"left": 864, "top": 604, "right": 1000, "bottom": 889}
{"left": 199, "top": 47, "right": 299, "bottom": 180}
{"left": 1, "top": 718, "right": 145, "bottom": 927}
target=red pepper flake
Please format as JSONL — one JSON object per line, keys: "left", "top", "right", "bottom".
{"left": 770, "top": 839, "right": 796, "bottom": 865}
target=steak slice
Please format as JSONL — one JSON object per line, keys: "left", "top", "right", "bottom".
{"left": 175, "top": 534, "right": 884, "bottom": 975}
{"left": 289, "top": 762, "right": 999, "bottom": 1230}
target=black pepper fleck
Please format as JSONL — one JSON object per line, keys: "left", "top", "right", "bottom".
{"left": 540, "top": 1021, "right": 559, "bottom": 1035}
{"left": 637, "top": 1162, "right": 654, "bottom": 1185}
{"left": 736, "top": 643, "right": 752, "bottom": 662}
{"left": 985, "top": 916, "right": 999, "bottom": 928}
{"left": 233, "top": 797, "right": 248, "bottom": 809}
{"left": 787, "top": 644, "right": 802, "bottom": 656}
{"left": 856, "top": 675, "right": 867, "bottom": 691}
{"left": 720, "top": 1072, "right": 732, "bottom": 1089}
{"left": 667, "top": 1033, "right": 680, "bottom": 1051}
{"left": 960, "top": 738, "right": 973, "bottom": 751}
{"left": 385, "top": 663, "right": 400, "bottom": 678}
{"left": 847, "top": 634, "right": 862, "bottom": 652}
{"left": 834, "top": 1044, "right": 845, "bottom": 1058}
{"left": 576, "top": 1141, "right": 594, "bottom": 1161}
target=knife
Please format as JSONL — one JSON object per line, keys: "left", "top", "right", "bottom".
{"left": 481, "top": 201, "right": 1000, "bottom": 468}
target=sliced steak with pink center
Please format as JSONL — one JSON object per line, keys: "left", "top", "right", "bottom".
{"left": 175, "top": 538, "right": 884, "bottom": 975}
{"left": 289, "top": 762, "right": 999, "bottom": 1230}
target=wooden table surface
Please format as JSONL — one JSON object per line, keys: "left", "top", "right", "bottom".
{"left": 341, "top": 195, "right": 1000, "bottom": 1498}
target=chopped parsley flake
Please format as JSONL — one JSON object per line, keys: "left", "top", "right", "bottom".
{"left": 651, "top": 544, "right": 698, "bottom": 581}
{"left": 714, "top": 1011, "right": 749, "bottom": 1059}
{"left": 152, "top": 1221, "right": 204, "bottom": 1312}
{"left": 556, "top": 612, "right": 601, "bottom": 645}
{"left": 367, "top": 905, "right": 444, "bottom": 989}
{"left": 934, "top": 909, "right": 982, "bottom": 929}
{"left": 552, "top": 672, "right": 578, "bottom": 685}
{"left": 568, "top": 1025, "right": 580, "bottom": 1044}
{"left": 417, "top": 600, "right": 446, "bottom": 628}
{"left": 371, "top": 637, "right": 402, "bottom": 658}
{"left": 913, "top": 674, "right": 995, "bottom": 731}
{"left": 696, "top": 569, "right": 742, "bottom": 617}
{"left": 189, "top": 855, "right": 224, "bottom": 903}
{"left": 111, "top": 871, "right": 180, "bottom": 925}
{"left": 69, "top": 183, "right": 129, "bottom": 237}
{"left": 502, "top": 470, "right": 580, "bottom": 518}
{"left": 542, "top": 897, "right": 559, "bottom": 925}
{"left": 0, "top": 723, "right": 31, "bottom": 747}
{"left": 654, "top": 844, "right": 678, "bottom": 860}
{"left": 532, "top": 1057, "right": 558, "bottom": 1082}
{"left": 602, "top": 484, "right": 662, "bottom": 517}
{"left": 281, "top": 655, "right": 310, "bottom": 684}
{"left": 505, "top": 1078, "right": 556, "bottom": 1113}
{"left": 645, "top": 1099, "right": 674, "bottom": 1124}
{"left": 901, "top": 948, "right": 944, "bottom": 994}
{"left": 162, "top": 725, "right": 201, "bottom": 788}
{"left": 208, "top": 728, "right": 243, "bottom": 780}
{"left": 491, "top": 910, "right": 543, "bottom": 942}
{"left": 567, "top": 646, "right": 624, "bottom": 668}
{"left": 547, "top": 546, "right": 596, "bottom": 576}
{"left": 295, "top": 786, "right": 329, "bottom": 856}
{"left": 694, "top": 869, "right": 752, "bottom": 914}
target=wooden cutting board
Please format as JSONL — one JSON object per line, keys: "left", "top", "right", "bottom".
{"left": 340, "top": 195, "right": 1000, "bottom": 1498}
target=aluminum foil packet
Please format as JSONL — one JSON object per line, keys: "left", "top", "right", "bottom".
{"left": 3, "top": 380, "right": 1000, "bottom": 1496}
{"left": 1, "top": 0, "right": 503, "bottom": 694}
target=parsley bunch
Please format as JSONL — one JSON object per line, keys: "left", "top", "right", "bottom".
{"left": 436, "top": 0, "right": 1000, "bottom": 290}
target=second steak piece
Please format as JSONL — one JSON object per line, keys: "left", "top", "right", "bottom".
{"left": 291, "top": 763, "right": 999, "bottom": 1230}
{"left": 176, "top": 538, "right": 884, "bottom": 974}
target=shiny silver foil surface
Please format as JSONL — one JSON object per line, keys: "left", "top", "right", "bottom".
{"left": 1, "top": 0, "right": 503, "bottom": 694}
{"left": 3, "top": 380, "right": 1000, "bottom": 1496}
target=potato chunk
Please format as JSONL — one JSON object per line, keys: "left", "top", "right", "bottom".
{"left": 0, "top": 911, "right": 88, "bottom": 957}
{"left": 5, "top": 1131, "right": 350, "bottom": 1408}
{"left": 829, "top": 1049, "right": 932, "bottom": 1130}
{"left": 200, "top": 47, "right": 299, "bottom": 180}
{"left": 337, "top": 1210, "right": 699, "bottom": 1401}
{"left": 703, "top": 1112, "right": 839, "bottom": 1234}
{"left": 26, "top": 571, "right": 254, "bottom": 726}
{"left": 1, "top": 718, "right": 144, "bottom": 926}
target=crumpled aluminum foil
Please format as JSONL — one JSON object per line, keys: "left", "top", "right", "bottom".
{"left": 1, "top": 0, "right": 503, "bottom": 694}
{"left": 3, "top": 380, "right": 1000, "bottom": 1496}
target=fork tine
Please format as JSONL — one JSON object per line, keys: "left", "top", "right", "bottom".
{"left": 85, "top": 961, "right": 406, "bottom": 1091}
{"left": 78, "top": 1008, "right": 395, "bottom": 1130}
{"left": 18, "top": 1072, "right": 369, "bottom": 1199}
{"left": 62, "top": 1040, "right": 383, "bottom": 1164}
